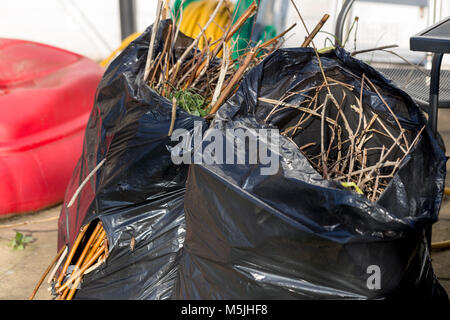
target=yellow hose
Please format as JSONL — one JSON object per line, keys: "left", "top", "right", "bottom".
{"left": 431, "top": 240, "right": 450, "bottom": 250}
{"left": 99, "top": 32, "right": 142, "bottom": 68}
{"left": 179, "top": 0, "right": 233, "bottom": 57}
{"left": 445, "top": 187, "right": 450, "bottom": 196}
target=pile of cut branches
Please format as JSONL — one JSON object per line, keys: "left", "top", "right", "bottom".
{"left": 261, "top": 72, "right": 424, "bottom": 201}
{"left": 145, "top": 0, "right": 296, "bottom": 118}
{"left": 30, "top": 220, "right": 108, "bottom": 300}
{"left": 255, "top": 0, "right": 426, "bottom": 202}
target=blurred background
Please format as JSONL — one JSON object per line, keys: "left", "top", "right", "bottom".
{"left": 1, "top": 0, "right": 450, "bottom": 300}
{"left": 1, "top": 0, "right": 450, "bottom": 65}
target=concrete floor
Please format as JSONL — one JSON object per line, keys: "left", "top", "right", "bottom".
{"left": 0, "top": 205, "right": 58, "bottom": 300}
{"left": 0, "top": 111, "right": 450, "bottom": 300}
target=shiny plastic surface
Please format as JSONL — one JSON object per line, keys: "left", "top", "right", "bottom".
{"left": 0, "top": 38, "right": 104, "bottom": 215}
{"left": 58, "top": 21, "right": 203, "bottom": 299}
{"left": 58, "top": 21, "right": 447, "bottom": 299}
{"left": 175, "top": 48, "right": 448, "bottom": 300}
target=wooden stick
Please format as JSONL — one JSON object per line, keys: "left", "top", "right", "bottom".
{"left": 47, "top": 246, "right": 68, "bottom": 284}
{"left": 211, "top": 44, "right": 230, "bottom": 106}
{"left": 66, "top": 277, "right": 81, "bottom": 300}
{"left": 56, "top": 246, "right": 106, "bottom": 294}
{"left": 181, "top": 41, "right": 209, "bottom": 88}
{"left": 168, "top": 97, "right": 177, "bottom": 136}
{"left": 361, "top": 133, "right": 403, "bottom": 185}
{"left": 301, "top": 14, "right": 330, "bottom": 48}
{"left": 58, "top": 287, "right": 70, "bottom": 300}
{"left": 67, "top": 159, "right": 106, "bottom": 208}
{"left": 321, "top": 95, "right": 331, "bottom": 178}
{"left": 300, "top": 142, "right": 316, "bottom": 150}
{"left": 81, "top": 230, "right": 106, "bottom": 269}
{"left": 144, "top": 0, "right": 165, "bottom": 81}
{"left": 151, "top": 24, "right": 173, "bottom": 87}
{"left": 363, "top": 75, "right": 409, "bottom": 149}
{"left": 290, "top": 0, "right": 313, "bottom": 46}
{"left": 259, "top": 23, "right": 297, "bottom": 50}
{"left": 71, "top": 222, "right": 103, "bottom": 276}
{"left": 170, "top": 0, "right": 225, "bottom": 81}
{"left": 29, "top": 245, "right": 67, "bottom": 300}
{"left": 0, "top": 215, "right": 59, "bottom": 229}
{"left": 84, "top": 255, "right": 106, "bottom": 275}
{"left": 373, "top": 112, "right": 407, "bottom": 154}
{"left": 351, "top": 44, "right": 398, "bottom": 56}
{"left": 193, "top": 2, "right": 258, "bottom": 79}
{"left": 208, "top": 43, "right": 260, "bottom": 115}
{"left": 171, "top": 0, "right": 185, "bottom": 49}
{"left": 55, "top": 223, "right": 90, "bottom": 288}
{"left": 334, "top": 160, "right": 399, "bottom": 180}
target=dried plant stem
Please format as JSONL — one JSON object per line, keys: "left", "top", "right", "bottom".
{"left": 363, "top": 75, "right": 409, "bottom": 149}
{"left": 193, "top": 2, "right": 258, "bottom": 80}
{"left": 144, "top": 0, "right": 165, "bottom": 81}
{"left": 321, "top": 94, "right": 331, "bottom": 178}
{"left": 47, "top": 246, "right": 68, "bottom": 284}
{"left": 56, "top": 245, "right": 106, "bottom": 294}
{"left": 351, "top": 44, "right": 398, "bottom": 56}
{"left": 209, "top": 42, "right": 260, "bottom": 115}
{"left": 67, "top": 159, "right": 106, "bottom": 208}
{"left": 301, "top": 14, "right": 330, "bottom": 48}
{"left": 55, "top": 223, "right": 90, "bottom": 288}
{"left": 168, "top": 97, "right": 177, "bottom": 136}
{"left": 211, "top": 44, "right": 230, "bottom": 105}
{"left": 170, "top": 0, "right": 225, "bottom": 81}
{"left": 29, "top": 245, "right": 67, "bottom": 300}
{"left": 259, "top": 23, "right": 297, "bottom": 50}
{"left": 66, "top": 277, "right": 81, "bottom": 301}
{"left": 334, "top": 160, "right": 399, "bottom": 181}
{"left": 0, "top": 215, "right": 58, "bottom": 229}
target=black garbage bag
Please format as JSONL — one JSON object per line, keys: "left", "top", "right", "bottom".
{"left": 57, "top": 20, "right": 206, "bottom": 299}
{"left": 174, "top": 47, "right": 448, "bottom": 300}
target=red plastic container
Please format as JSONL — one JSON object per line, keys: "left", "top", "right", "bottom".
{"left": 0, "top": 38, "right": 104, "bottom": 216}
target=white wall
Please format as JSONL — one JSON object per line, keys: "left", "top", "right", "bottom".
{"left": 0, "top": 0, "right": 159, "bottom": 61}
{"left": 0, "top": 0, "right": 449, "bottom": 65}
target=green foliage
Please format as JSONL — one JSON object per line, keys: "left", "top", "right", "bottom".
{"left": 10, "top": 232, "right": 32, "bottom": 251}
{"left": 169, "top": 89, "right": 209, "bottom": 117}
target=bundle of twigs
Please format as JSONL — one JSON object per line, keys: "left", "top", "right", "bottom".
{"left": 30, "top": 220, "right": 108, "bottom": 300}
{"left": 254, "top": 0, "right": 424, "bottom": 201}
{"left": 29, "top": 2, "right": 340, "bottom": 300}
{"left": 260, "top": 72, "right": 424, "bottom": 201}
{"left": 144, "top": 0, "right": 297, "bottom": 119}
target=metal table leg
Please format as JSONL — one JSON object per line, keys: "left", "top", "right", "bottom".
{"left": 429, "top": 53, "right": 444, "bottom": 136}
{"left": 427, "top": 53, "right": 444, "bottom": 251}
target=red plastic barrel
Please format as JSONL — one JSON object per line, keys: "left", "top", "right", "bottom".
{"left": 0, "top": 38, "right": 104, "bottom": 216}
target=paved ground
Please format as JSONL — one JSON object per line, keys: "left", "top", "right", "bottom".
{"left": 0, "top": 111, "right": 449, "bottom": 300}
{"left": 0, "top": 205, "right": 58, "bottom": 300}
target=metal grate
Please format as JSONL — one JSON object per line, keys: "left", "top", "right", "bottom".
{"left": 374, "top": 64, "right": 450, "bottom": 107}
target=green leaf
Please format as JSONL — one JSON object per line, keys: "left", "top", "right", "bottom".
{"left": 10, "top": 232, "right": 32, "bottom": 251}
{"left": 16, "top": 232, "right": 23, "bottom": 242}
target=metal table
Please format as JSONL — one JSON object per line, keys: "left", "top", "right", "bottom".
{"left": 411, "top": 16, "right": 450, "bottom": 135}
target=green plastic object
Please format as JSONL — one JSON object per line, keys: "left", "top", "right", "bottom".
{"left": 230, "top": 0, "right": 258, "bottom": 60}
{"left": 172, "top": 0, "right": 199, "bottom": 18}
{"left": 260, "top": 24, "right": 277, "bottom": 42}
{"left": 172, "top": 0, "right": 277, "bottom": 59}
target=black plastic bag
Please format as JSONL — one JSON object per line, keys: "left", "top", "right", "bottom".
{"left": 57, "top": 20, "right": 205, "bottom": 299}
{"left": 174, "top": 48, "right": 448, "bottom": 300}
{"left": 58, "top": 17, "right": 447, "bottom": 299}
